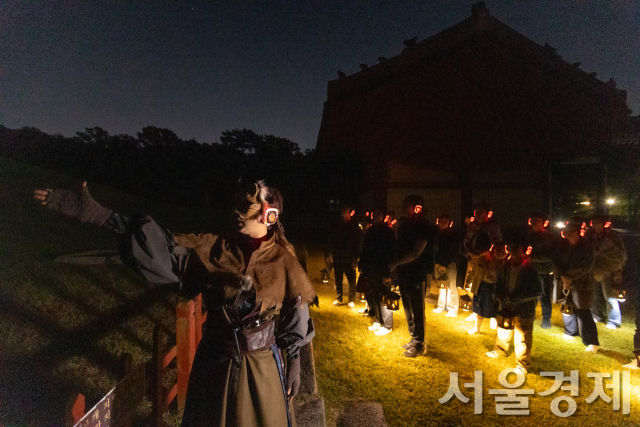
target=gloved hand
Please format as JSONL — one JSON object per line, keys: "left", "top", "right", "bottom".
{"left": 286, "top": 356, "right": 301, "bottom": 401}
{"left": 34, "top": 182, "right": 112, "bottom": 226}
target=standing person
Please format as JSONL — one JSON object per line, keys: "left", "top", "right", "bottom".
{"left": 359, "top": 208, "right": 396, "bottom": 336}
{"left": 390, "top": 195, "right": 434, "bottom": 357}
{"left": 526, "top": 212, "right": 556, "bottom": 329}
{"left": 587, "top": 215, "right": 628, "bottom": 330}
{"left": 466, "top": 240, "right": 507, "bottom": 334}
{"left": 34, "top": 181, "right": 316, "bottom": 427}
{"left": 432, "top": 214, "right": 461, "bottom": 317}
{"left": 486, "top": 235, "right": 541, "bottom": 375}
{"left": 623, "top": 269, "right": 640, "bottom": 369}
{"left": 325, "top": 204, "right": 362, "bottom": 308}
{"left": 462, "top": 202, "right": 502, "bottom": 322}
{"left": 554, "top": 222, "right": 599, "bottom": 352}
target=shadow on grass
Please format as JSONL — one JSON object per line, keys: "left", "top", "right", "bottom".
{"left": 0, "top": 263, "right": 180, "bottom": 426}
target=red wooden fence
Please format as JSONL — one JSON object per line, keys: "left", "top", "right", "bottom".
{"left": 152, "top": 293, "right": 206, "bottom": 424}
{"left": 69, "top": 294, "right": 207, "bottom": 426}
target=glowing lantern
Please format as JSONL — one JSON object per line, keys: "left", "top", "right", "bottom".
{"left": 496, "top": 313, "right": 515, "bottom": 330}
{"left": 561, "top": 301, "right": 574, "bottom": 315}
{"left": 615, "top": 290, "right": 626, "bottom": 302}
{"left": 383, "top": 292, "right": 400, "bottom": 311}
{"left": 460, "top": 295, "right": 472, "bottom": 311}
{"left": 432, "top": 274, "right": 449, "bottom": 289}
{"left": 320, "top": 268, "right": 330, "bottom": 283}
{"left": 558, "top": 289, "right": 574, "bottom": 315}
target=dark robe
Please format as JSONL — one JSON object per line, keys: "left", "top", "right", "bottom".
{"left": 117, "top": 215, "right": 316, "bottom": 427}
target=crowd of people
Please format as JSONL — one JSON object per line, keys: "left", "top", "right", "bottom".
{"left": 324, "top": 195, "right": 639, "bottom": 373}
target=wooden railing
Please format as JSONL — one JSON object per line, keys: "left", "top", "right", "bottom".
{"left": 152, "top": 293, "right": 206, "bottom": 424}
{"left": 68, "top": 294, "right": 207, "bottom": 427}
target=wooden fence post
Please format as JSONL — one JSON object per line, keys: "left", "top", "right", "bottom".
{"left": 176, "top": 300, "right": 196, "bottom": 416}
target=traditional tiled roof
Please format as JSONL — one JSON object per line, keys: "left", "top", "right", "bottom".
{"left": 316, "top": 2, "right": 631, "bottom": 173}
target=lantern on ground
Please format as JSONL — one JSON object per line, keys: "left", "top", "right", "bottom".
{"left": 320, "top": 268, "right": 330, "bottom": 283}
{"left": 460, "top": 295, "right": 472, "bottom": 311}
{"left": 615, "top": 290, "right": 626, "bottom": 302}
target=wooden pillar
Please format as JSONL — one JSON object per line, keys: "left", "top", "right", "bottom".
{"left": 176, "top": 300, "right": 196, "bottom": 415}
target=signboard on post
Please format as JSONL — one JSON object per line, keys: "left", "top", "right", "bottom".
{"left": 73, "top": 362, "right": 145, "bottom": 427}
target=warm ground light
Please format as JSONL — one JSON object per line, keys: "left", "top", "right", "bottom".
{"left": 0, "top": 156, "right": 638, "bottom": 426}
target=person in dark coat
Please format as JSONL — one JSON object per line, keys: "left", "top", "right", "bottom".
{"left": 34, "top": 181, "right": 316, "bottom": 427}
{"left": 486, "top": 235, "right": 541, "bottom": 374}
{"left": 359, "top": 208, "right": 396, "bottom": 335}
{"left": 587, "top": 215, "right": 628, "bottom": 329}
{"left": 390, "top": 195, "right": 434, "bottom": 357}
{"left": 553, "top": 221, "right": 599, "bottom": 352}
{"left": 325, "top": 204, "right": 363, "bottom": 307}
{"left": 432, "top": 214, "right": 461, "bottom": 317}
{"left": 462, "top": 202, "right": 502, "bottom": 325}
{"left": 526, "top": 212, "right": 556, "bottom": 329}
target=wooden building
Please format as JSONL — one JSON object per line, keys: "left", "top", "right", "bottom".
{"left": 316, "top": 2, "right": 633, "bottom": 227}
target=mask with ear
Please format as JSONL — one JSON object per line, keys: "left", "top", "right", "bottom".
{"left": 235, "top": 181, "right": 281, "bottom": 225}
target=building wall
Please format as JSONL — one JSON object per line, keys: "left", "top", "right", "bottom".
{"left": 472, "top": 188, "right": 544, "bottom": 229}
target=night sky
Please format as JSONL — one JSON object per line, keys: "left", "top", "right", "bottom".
{"left": 2, "top": 1, "right": 638, "bottom": 151}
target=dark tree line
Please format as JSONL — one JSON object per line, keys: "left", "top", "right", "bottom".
{"left": 0, "top": 125, "right": 362, "bottom": 221}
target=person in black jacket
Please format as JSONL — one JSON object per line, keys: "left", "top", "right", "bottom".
{"left": 359, "top": 208, "right": 396, "bottom": 335}
{"left": 526, "top": 212, "right": 556, "bottom": 329}
{"left": 325, "top": 204, "right": 363, "bottom": 307}
{"left": 485, "top": 235, "right": 541, "bottom": 375}
{"left": 432, "top": 214, "right": 461, "bottom": 317}
{"left": 390, "top": 195, "right": 435, "bottom": 357}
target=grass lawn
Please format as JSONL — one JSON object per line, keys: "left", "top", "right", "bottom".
{"left": 1, "top": 156, "right": 639, "bottom": 426}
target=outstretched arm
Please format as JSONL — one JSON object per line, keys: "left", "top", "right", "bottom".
{"left": 34, "top": 182, "right": 112, "bottom": 227}
{"left": 35, "top": 183, "right": 182, "bottom": 284}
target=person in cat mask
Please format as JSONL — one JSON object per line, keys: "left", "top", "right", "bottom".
{"left": 34, "top": 180, "right": 316, "bottom": 427}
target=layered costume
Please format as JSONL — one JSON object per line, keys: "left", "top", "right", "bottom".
{"left": 41, "top": 185, "right": 316, "bottom": 427}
